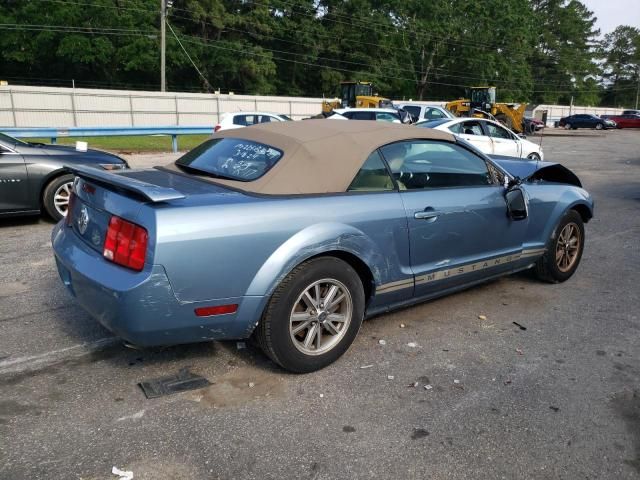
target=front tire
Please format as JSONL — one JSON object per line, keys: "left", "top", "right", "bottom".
{"left": 595, "top": 123, "right": 604, "bottom": 130}
{"left": 534, "top": 210, "right": 585, "bottom": 283}
{"left": 564, "top": 123, "right": 572, "bottom": 130}
{"left": 256, "top": 257, "right": 365, "bottom": 373}
{"left": 43, "top": 174, "right": 74, "bottom": 221}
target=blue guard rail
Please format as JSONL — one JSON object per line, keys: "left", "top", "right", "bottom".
{"left": 0, "top": 126, "right": 214, "bottom": 152}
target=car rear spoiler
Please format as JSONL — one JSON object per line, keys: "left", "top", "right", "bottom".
{"left": 66, "top": 165, "right": 186, "bottom": 202}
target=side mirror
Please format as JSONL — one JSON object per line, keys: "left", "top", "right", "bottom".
{"left": 505, "top": 187, "right": 527, "bottom": 220}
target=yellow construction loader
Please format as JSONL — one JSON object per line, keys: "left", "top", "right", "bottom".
{"left": 322, "top": 81, "right": 391, "bottom": 114}
{"left": 446, "top": 87, "right": 527, "bottom": 133}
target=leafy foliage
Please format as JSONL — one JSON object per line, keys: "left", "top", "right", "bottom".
{"left": 0, "top": 0, "right": 636, "bottom": 107}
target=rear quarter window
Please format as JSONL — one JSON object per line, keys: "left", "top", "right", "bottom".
{"left": 176, "top": 138, "right": 283, "bottom": 181}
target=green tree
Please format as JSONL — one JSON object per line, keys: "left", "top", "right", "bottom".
{"left": 599, "top": 25, "right": 640, "bottom": 108}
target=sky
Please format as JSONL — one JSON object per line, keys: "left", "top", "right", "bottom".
{"left": 581, "top": 0, "right": 640, "bottom": 36}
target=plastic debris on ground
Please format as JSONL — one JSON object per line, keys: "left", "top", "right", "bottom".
{"left": 424, "top": 384, "right": 433, "bottom": 390}
{"left": 453, "top": 379, "right": 460, "bottom": 384}
{"left": 387, "top": 375, "right": 395, "bottom": 380}
{"left": 248, "top": 382, "right": 255, "bottom": 388}
{"left": 112, "top": 466, "right": 134, "bottom": 480}
{"left": 378, "top": 339, "right": 387, "bottom": 345}
{"left": 399, "top": 323, "right": 406, "bottom": 328}
{"left": 407, "top": 382, "right": 419, "bottom": 388}
{"left": 236, "top": 341, "right": 246, "bottom": 349}
{"left": 478, "top": 315, "right": 487, "bottom": 320}
{"left": 515, "top": 348, "right": 524, "bottom": 355}
{"left": 360, "top": 364, "right": 374, "bottom": 369}
{"left": 138, "top": 368, "right": 211, "bottom": 399}
{"left": 407, "top": 342, "right": 418, "bottom": 348}
{"left": 513, "top": 322, "right": 527, "bottom": 331}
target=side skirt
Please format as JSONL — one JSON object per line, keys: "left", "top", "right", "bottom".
{"left": 364, "top": 263, "right": 537, "bottom": 320}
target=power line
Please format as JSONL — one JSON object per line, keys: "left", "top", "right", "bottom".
{"left": 165, "top": 20, "right": 212, "bottom": 91}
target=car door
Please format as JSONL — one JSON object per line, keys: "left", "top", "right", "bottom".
{"left": 453, "top": 120, "right": 493, "bottom": 154}
{"left": 380, "top": 140, "right": 527, "bottom": 298}
{"left": 484, "top": 121, "right": 521, "bottom": 157}
{"left": 0, "top": 143, "right": 30, "bottom": 212}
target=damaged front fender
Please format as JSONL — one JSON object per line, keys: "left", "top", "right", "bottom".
{"left": 490, "top": 156, "right": 582, "bottom": 187}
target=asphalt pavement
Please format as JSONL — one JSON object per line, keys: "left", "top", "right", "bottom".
{"left": 0, "top": 131, "right": 639, "bottom": 479}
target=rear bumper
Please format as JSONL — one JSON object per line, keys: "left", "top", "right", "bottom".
{"left": 52, "top": 223, "right": 266, "bottom": 346}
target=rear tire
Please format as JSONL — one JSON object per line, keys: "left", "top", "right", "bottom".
{"left": 526, "top": 152, "right": 541, "bottom": 161}
{"left": 43, "top": 174, "right": 74, "bottom": 221}
{"left": 256, "top": 257, "right": 365, "bottom": 373}
{"left": 534, "top": 210, "right": 584, "bottom": 283}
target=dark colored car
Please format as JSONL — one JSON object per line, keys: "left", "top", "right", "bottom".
{"left": 0, "top": 133, "right": 128, "bottom": 220}
{"left": 606, "top": 114, "right": 640, "bottom": 129}
{"left": 523, "top": 117, "right": 545, "bottom": 134}
{"left": 558, "top": 114, "right": 615, "bottom": 130}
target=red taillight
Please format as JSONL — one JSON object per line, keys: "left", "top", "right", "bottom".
{"left": 214, "top": 124, "right": 221, "bottom": 132}
{"left": 65, "top": 191, "right": 76, "bottom": 226}
{"left": 103, "top": 215, "right": 148, "bottom": 271}
{"left": 194, "top": 304, "right": 238, "bottom": 317}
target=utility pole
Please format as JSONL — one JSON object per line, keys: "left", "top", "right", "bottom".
{"left": 160, "top": 0, "right": 166, "bottom": 92}
{"left": 636, "top": 64, "right": 640, "bottom": 110}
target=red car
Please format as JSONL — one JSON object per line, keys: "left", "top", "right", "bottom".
{"left": 608, "top": 114, "right": 640, "bottom": 129}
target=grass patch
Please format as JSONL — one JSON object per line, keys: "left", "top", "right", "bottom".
{"left": 27, "top": 134, "right": 211, "bottom": 153}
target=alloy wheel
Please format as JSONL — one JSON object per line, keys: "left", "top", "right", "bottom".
{"left": 53, "top": 181, "right": 74, "bottom": 217}
{"left": 289, "top": 278, "right": 353, "bottom": 356}
{"left": 555, "top": 222, "right": 581, "bottom": 273}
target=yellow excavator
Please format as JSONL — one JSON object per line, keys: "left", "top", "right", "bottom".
{"left": 446, "top": 87, "right": 527, "bottom": 133}
{"left": 322, "top": 81, "right": 392, "bottom": 114}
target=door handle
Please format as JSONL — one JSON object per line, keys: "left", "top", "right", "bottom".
{"left": 414, "top": 210, "right": 440, "bottom": 221}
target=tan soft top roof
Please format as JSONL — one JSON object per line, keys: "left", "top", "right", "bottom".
{"left": 167, "top": 119, "right": 455, "bottom": 195}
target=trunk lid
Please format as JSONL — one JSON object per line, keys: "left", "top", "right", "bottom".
{"left": 68, "top": 166, "right": 246, "bottom": 258}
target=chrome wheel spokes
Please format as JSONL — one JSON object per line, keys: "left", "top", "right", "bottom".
{"left": 555, "top": 222, "right": 581, "bottom": 273}
{"left": 289, "top": 278, "right": 352, "bottom": 356}
{"left": 53, "top": 182, "right": 74, "bottom": 216}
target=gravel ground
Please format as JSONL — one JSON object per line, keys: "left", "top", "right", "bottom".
{"left": 0, "top": 131, "right": 638, "bottom": 479}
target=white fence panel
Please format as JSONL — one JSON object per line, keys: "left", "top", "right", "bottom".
{"left": 0, "top": 85, "right": 630, "bottom": 129}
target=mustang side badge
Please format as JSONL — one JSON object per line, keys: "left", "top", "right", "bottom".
{"left": 77, "top": 205, "right": 90, "bottom": 234}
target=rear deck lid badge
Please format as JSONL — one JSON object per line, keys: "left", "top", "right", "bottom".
{"left": 77, "top": 206, "right": 90, "bottom": 234}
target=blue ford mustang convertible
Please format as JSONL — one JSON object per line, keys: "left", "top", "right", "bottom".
{"left": 52, "top": 120, "right": 593, "bottom": 372}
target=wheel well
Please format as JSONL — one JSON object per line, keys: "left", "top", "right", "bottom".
{"left": 571, "top": 204, "right": 592, "bottom": 223}
{"left": 309, "top": 251, "right": 375, "bottom": 304}
{"left": 39, "top": 171, "right": 72, "bottom": 207}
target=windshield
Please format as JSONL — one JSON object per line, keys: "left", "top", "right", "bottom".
{"left": 0, "top": 132, "right": 28, "bottom": 146}
{"left": 176, "top": 138, "right": 283, "bottom": 182}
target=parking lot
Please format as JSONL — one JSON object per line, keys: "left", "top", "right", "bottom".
{"left": 0, "top": 131, "right": 639, "bottom": 479}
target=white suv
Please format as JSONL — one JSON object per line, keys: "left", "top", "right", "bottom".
{"left": 214, "top": 112, "right": 292, "bottom": 132}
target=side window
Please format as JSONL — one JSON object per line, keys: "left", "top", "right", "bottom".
{"left": 259, "top": 115, "right": 271, "bottom": 123}
{"left": 424, "top": 108, "right": 445, "bottom": 120}
{"left": 460, "top": 121, "right": 484, "bottom": 136}
{"left": 448, "top": 122, "right": 462, "bottom": 134}
{"left": 376, "top": 112, "right": 398, "bottom": 122}
{"left": 402, "top": 106, "right": 421, "bottom": 122}
{"left": 348, "top": 150, "right": 394, "bottom": 192}
{"left": 233, "top": 115, "right": 248, "bottom": 126}
{"left": 380, "top": 141, "right": 493, "bottom": 190}
{"left": 485, "top": 122, "right": 513, "bottom": 139}
{"left": 351, "top": 111, "right": 374, "bottom": 121}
